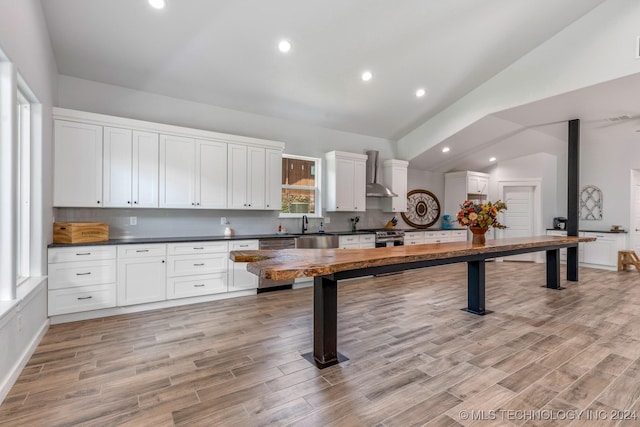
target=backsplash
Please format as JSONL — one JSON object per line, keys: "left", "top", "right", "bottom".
{"left": 53, "top": 207, "right": 405, "bottom": 239}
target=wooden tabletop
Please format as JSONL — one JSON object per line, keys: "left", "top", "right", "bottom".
{"left": 230, "top": 235, "right": 595, "bottom": 281}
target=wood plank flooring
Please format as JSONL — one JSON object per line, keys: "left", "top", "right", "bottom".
{"left": 2, "top": 262, "right": 640, "bottom": 426}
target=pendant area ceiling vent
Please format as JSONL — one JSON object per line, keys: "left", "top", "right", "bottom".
{"left": 365, "top": 150, "right": 397, "bottom": 198}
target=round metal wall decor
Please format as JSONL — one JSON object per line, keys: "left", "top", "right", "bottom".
{"left": 401, "top": 189, "right": 441, "bottom": 229}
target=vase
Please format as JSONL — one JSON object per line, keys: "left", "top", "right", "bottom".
{"left": 469, "top": 226, "right": 488, "bottom": 245}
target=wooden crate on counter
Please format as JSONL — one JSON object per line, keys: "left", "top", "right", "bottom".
{"left": 53, "top": 222, "right": 109, "bottom": 244}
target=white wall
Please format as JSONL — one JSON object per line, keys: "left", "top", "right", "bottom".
{"left": 0, "top": 0, "right": 57, "bottom": 404}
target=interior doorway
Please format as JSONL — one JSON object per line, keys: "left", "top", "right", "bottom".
{"left": 631, "top": 170, "right": 640, "bottom": 256}
{"left": 496, "top": 179, "right": 542, "bottom": 262}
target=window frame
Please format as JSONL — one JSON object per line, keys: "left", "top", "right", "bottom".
{"left": 16, "top": 90, "right": 30, "bottom": 285}
{"left": 279, "top": 154, "right": 323, "bottom": 218}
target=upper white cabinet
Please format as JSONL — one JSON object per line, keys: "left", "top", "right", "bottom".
{"left": 326, "top": 151, "right": 367, "bottom": 212}
{"left": 382, "top": 159, "right": 409, "bottom": 213}
{"left": 53, "top": 108, "right": 284, "bottom": 211}
{"left": 103, "top": 127, "right": 159, "bottom": 208}
{"left": 443, "top": 171, "right": 490, "bottom": 223}
{"left": 54, "top": 120, "right": 103, "bottom": 207}
{"left": 159, "top": 135, "right": 228, "bottom": 209}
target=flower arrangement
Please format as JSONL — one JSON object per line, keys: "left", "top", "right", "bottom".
{"left": 456, "top": 200, "right": 508, "bottom": 229}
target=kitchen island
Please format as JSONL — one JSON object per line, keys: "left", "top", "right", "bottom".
{"left": 230, "top": 235, "right": 595, "bottom": 368}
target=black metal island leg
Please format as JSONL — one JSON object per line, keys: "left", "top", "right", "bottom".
{"left": 546, "top": 248, "right": 564, "bottom": 290}
{"left": 302, "top": 275, "right": 348, "bottom": 369}
{"left": 464, "top": 259, "right": 491, "bottom": 315}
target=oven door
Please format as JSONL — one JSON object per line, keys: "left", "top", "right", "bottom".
{"left": 375, "top": 239, "right": 404, "bottom": 248}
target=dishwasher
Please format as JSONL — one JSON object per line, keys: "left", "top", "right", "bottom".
{"left": 257, "top": 238, "right": 295, "bottom": 292}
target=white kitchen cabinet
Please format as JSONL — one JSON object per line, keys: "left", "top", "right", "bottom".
{"left": 117, "top": 244, "right": 167, "bottom": 306}
{"left": 228, "top": 144, "right": 268, "bottom": 209}
{"left": 166, "top": 242, "right": 228, "bottom": 299}
{"left": 404, "top": 231, "right": 425, "bottom": 245}
{"left": 53, "top": 120, "right": 103, "bottom": 207}
{"left": 339, "top": 234, "right": 375, "bottom": 249}
{"left": 382, "top": 159, "right": 409, "bottom": 213}
{"left": 265, "top": 148, "right": 283, "bottom": 210}
{"left": 326, "top": 151, "right": 367, "bottom": 212}
{"left": 228, "top": 240, "right": 259, "bottom": 290}
{"left": 581, "top": 232, "right": 626, "bottom": 270}
{"left": 159, "top": 135, "right": 227, "bottom": 209}
{"left": 103, "top": 128, "right": 159, "bottom": 208}
{"left": 449, "top": 230, "right": 468, "bottom": 242}
{"left": 425, "top": 231, "right": 450, "bottom": 243}
{"left": 48, "top": 246, "right": 117, "bottom": 315}
{"left": 444, "top": 171, "right": 490, "bottom": 225}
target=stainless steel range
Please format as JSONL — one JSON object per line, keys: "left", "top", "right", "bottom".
{"left": 360, "top": 229, "right": 405, "bottom": 247}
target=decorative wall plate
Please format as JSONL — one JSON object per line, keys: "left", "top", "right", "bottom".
{"left": 401, "top": 189, "right": 441, "bottom": 229}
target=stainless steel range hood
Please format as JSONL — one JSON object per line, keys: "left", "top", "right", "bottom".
{"left": 365, "top": 150, "right": 397, "bottom": 198}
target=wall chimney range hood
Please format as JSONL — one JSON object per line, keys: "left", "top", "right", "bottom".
{"left": 365, "top": 150, "right": 397, "bottom": 198}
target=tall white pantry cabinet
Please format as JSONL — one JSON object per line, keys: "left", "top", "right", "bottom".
{"left": 53, "top": 108, "right": 284, "bottom": 210}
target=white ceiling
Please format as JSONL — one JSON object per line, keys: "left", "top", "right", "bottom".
{"left": 42, "top": 0, "right": 636, "bottom": 171}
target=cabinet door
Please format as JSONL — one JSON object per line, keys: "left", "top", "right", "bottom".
{"left": 103, "top": 127, "right": 133, "bottom": 207}
{"left": 54, "top": 120, "right": 103, "bottom": 207}
{"left": 227, "top": 143, "right": 248, "bottom": 209}
{"left": 265, "top": 148, "right": 282, "bottom": 210}
{"left": 133, "top": 131, "right": 159, "bottom": 208}
{"left": 383, "top": 164, "right": 408, "bottom": 213}
{"left": 582, "top": 234, "right": 618, "bottom": 267}
{"left": 117, "top": 256, "right": 166, "bottom": 306}
{"left": 335, "top": 158, "right": 355, "bottom": 211}
{"left": 353, "top": 159, "right": 367, "bottom": 212}
{"left": 196, "top": 140, "right": 227, "bottom": 209}
{"left": 247, "top": 146, "right": 266, "bottom": 209}
{"left": 159, "top": 135, "right": 196, "bottom": 208}
{"left": 229, "top": 241, "right": 259, "bottom": 290}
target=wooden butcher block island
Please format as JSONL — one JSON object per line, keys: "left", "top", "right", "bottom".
{"left": 231, "top": 235, "right": 595, "bottom": 368}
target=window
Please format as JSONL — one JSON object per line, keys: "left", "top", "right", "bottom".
{"left": 17, "top": 90, "right": 30, "bottom": 284}
{"left": 280, "top": 155, "right": 321, "bottom": 217}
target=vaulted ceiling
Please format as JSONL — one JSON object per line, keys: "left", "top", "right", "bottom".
{"left": 41, "top": 0, "right": 640, "bottom": 171}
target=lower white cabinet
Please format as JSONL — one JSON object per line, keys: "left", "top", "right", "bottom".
{"left": 228, "top": 240, "right": 259, "bottom": 290}
{"left": 339, "top": 234, "right": 375, "bottom": 249}
{"left": 545, "top": 230, "right": 627, "bottom": 270}
{"left": 117, "top": 244, "right": 167, "bottom": 306}
{"left": 166, "top": 241, "right": 229, "bottom": 299}
{"left": 48, "top": 246, "right": 117, "bottom": 316}
{"left": 404, "top": 230, "right": 468, "bottom": 246}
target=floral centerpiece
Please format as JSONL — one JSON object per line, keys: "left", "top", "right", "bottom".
{"left": 457, "top": 200, "right": 508, "bottom": 244}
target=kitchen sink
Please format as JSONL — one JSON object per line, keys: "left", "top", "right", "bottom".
{"left": 294, "top": 234, "right": 339, "bottom": 249}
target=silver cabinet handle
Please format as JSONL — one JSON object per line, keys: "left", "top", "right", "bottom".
{"left": 193, "top": 247, "right": 204, "bottom": 250}
{"left": 194, "top": 284, "right": 205, "bottom": 287}
{"left": 194, "top": 263, "right": 205, "bottom": 266}
{"left": 136, "top": 249, "right": 149, "bottom": 253}
{"left": 76, "top": 252, "right": 91, "bottom": 256}
{"left": 76, "top": 272, "right": 91, "bottom": 276}
{"left": 77, "top": 296, "right": 93, "bottom": 300}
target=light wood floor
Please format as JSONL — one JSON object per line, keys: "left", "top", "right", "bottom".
{"left": 2, "top": 262, "right": 640, "bottom": 426}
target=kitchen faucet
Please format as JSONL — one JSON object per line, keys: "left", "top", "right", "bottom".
{"left": 301, "top": 215, "right": 308, "bottom": 234}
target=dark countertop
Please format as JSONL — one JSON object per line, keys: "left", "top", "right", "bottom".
{"left": 47, "top": 230, "right": 381, "bottom": 248}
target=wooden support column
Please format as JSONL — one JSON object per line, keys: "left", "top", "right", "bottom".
{"left": 567, "top": 119, "right": 580, "bottom": 281}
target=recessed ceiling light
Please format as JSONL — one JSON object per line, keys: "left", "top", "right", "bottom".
{"left": 148, "top": 0, "right": 166, "bottom": 10}
{"left": 416, "top": 88, "right": 427, "bottom": 98}
{"left": 278, "top": 40, "right": 292, "bottom": 53}
{"left": 489, "top": 157, "right": 497, "bottom": 162}
{"left": 361, "top": 71, "right": 373, "bottom": 82}
{"left": 442, "top": 147, "right": 450, "bottom": 153}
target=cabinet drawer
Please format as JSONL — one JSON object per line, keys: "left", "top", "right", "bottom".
{"left": 229, "top": 240, "right": 259, "bottom": 251}
{"left": 167, "top": 254, "right": 227, "bottom": 276}
{"left": 449, "top": 230, "right": 468, "bottom": 241}
{"left": 425, "top": 231, "right": 449, "bottom": 243}
{"left": 404, "top": 231, "right": 424, "bottom": 240}
{"left": 48, "top": 246, "right": 116, "bottom": 263}
{"left": 167, "top": 274, "right": 227, "bottom": 299}
{"left": 48, "top": 284, "right": 116, "bottom": 316}
{"left": 405, "top": 239, "right": 425, "bottom": 246}
{"left": 359, "top": 234, "right": 375, "bottom": 243}
{"left": 49, "top": 260, "right": 116, "bottom": 290}
{"left": 340, "top": 235, "right": 359, "bottom": 244}
{"left": 167, "top": 241, "right": 228, "bottom": 255}
{"left": 118, "top": 244, "right": 166, "bottom": 259}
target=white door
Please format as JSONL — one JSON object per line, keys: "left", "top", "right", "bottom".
{"left": 501, "top": 186, "right": 535, "bottom": 261}
{"left": 633, "top": 174, "right": 640, "bottom": 255}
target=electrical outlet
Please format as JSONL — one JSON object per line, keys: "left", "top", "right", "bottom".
{"left": 221, "top": 217, "right": 228, "bottom": 225}
{"left": 324, "top": 217, "right": 330, "bottom": 224}
{"left": 130, "top": 216, "right": 137, "bottom": 225}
